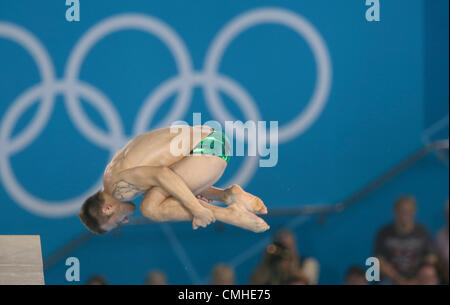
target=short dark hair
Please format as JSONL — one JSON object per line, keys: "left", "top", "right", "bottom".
{"left": 87, "top": 275, "right": 108, "bottom": 285}
{"left": 394, "top": 195, "right": 416, "bottom": 210}
{"left": 79, "top": 191, "right": 108, "bottom": 235}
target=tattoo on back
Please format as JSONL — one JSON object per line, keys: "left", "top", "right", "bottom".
{"left": 112, "top": 179, "right": 144, "bottom": 201}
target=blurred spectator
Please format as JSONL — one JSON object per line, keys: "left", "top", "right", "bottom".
{"left": 250, "top": 228, "right": 319, "bottom": 285}
{"left": 435, "top": 201, "right": 449, "bottom": 284}
{"left": 416, "top": 264, "right": 440, "bottom": 285}
{"left": 211, "top": 263, "right": 235, "bottom": 285}
{"left": 287, "top": 273, "right": 309, "bottom": 285}
{"left": 145, "top": 270, "right": 167, "bottom": 285}
{"left": 86, "top": 275, "right": 107, "bottom": 285}
{"left": 374, "top": 196, "right": 437, "bottom": 285}
{"left": 344, "top": 265, "right": 367, "bottom": 285}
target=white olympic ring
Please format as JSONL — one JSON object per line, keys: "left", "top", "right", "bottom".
{"left": 0, "top": 8, "right": 332, "bottom": 218}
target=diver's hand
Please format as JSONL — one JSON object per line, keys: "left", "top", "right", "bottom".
{"left": 192, "top": 207, "right": 215, "bottom": 229}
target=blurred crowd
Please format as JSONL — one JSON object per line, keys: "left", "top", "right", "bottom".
{"left": 371, "top": 196, "right": 448, "bottom": 285}
{"left": 86, "top": 196, "right": 449, "bottom": 285}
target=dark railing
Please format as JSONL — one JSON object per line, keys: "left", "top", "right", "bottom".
{"left": 43, "top": 139, "right": 449, "bottom": 269}
{"left": 269, "top": 139, "right": 449, "bottom": 216}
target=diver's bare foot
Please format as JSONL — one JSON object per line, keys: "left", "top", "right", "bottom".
{"left": 226, "top": 203, "right": 269, "bottom": 233}
{"left": 226, "top": 184, "right": 268, "bottom": 214}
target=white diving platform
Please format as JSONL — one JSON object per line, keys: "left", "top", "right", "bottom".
{"left": 0, "top": 235, "right": 45, "bottom": 285}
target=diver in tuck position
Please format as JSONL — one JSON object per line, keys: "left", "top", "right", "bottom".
{"left": 79, "top": 125, "right": 269, "bottom": 234}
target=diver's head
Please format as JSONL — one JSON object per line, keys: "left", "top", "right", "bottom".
{"left": 78, "top": 190, "right": 136, "bottom": 234}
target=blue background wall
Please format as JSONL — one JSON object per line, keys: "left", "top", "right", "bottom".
{"left": 0, "top": 0, "right": 448, "bottom": 284}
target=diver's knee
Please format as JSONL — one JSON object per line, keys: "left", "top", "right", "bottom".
{"left": 140, "top": 203, "right": 163, "bottom": 222}
{"left": 155, "top": 166, "right": 172, "bottom": 182}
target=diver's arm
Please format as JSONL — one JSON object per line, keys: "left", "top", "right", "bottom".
{"left": 112, "top": 166, "right": 212, "bottom": 218}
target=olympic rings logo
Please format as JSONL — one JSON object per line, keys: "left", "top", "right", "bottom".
{"left": 0, "top": 7, "right": 332, "bottom": 218}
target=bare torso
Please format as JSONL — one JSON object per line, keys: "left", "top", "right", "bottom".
{"left": 103, "top": 125, "right": 213, "bottom": 194}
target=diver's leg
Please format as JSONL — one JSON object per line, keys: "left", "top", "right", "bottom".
{"left": 170, "top": 155, "right": 267, "bottom": 214}
{"left": 168, "top": 154, "right": 228, "bottom": 195}
{"left": 140, "top": 154, "right": 269, "bottom": 232}
{"left": 129, "top": 154, "right": 225, "bottom": 229}
{"left": 140, "top": 154, "right": 226, "bottom": 229}
{"left": 140, "top": 187, "right": 269, "bottom": 232}
{"left": 200, "top": 186, "right": 267, "bottom": 214}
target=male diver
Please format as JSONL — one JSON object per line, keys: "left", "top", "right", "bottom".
{"left": 79, "top": 125, "right": 269, "bottom": 234}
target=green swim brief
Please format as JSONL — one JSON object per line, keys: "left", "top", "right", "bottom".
{"left": 190, "top": 129, "right": 231, "bottom": 163}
